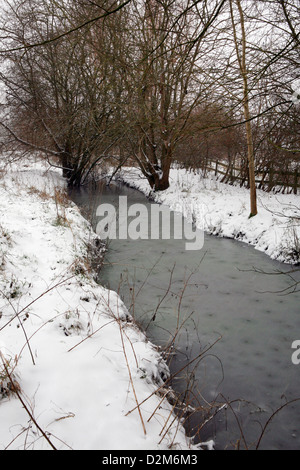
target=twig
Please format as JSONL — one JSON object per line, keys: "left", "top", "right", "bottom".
{"left": 118, "top": 315, "right": 147, "bottom": 435}
{"left": 220, "top": 394, "right": 249, "bottom": 450}
{"left": 255, "top": 398, "right": 300, "bottom": 450}
{"left": 145, "top": 262, "right": 176, "bottom": 329}
{"left": 0, "top": 289, "right": 35, "bottom": 366}
{"left": 0, "top": 352, "right": 57, "bottom": 450}
{"left": 0, "top": 275, "right": 76, "bottom": 332}
{"left": 125, "top": 335, "right": 222, "bottom": 417}
{"left": 98, "top": 292, "right": 147, "bottom": 435}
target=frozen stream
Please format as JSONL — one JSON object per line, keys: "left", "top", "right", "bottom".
{"left": 70, "top": 180, "right": 300, "bottom": 450}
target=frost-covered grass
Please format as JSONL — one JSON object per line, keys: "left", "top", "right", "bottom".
{"left": 0, "top": 157, "right": 201, "bottom": 450}
{"left": 117, "top": 166, "right": 300, "bottom": 265}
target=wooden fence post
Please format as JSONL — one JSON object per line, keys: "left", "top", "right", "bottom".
{"left": 208, "top": 160, "right": 298, "bottom": 194}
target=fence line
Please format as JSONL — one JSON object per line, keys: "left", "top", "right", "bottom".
{"left": 203, "top": 160, "right": 300, "bottom": 194}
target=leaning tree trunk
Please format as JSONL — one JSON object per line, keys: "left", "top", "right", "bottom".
{"left": 238, "top": 0, "right": 257, "bottom": 217}
{"left": 230, "top": 0, "right": 258, "bottom": 217}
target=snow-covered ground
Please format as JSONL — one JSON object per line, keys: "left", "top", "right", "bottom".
{"left": 2, "top": 158, "right": 298, "bottom": 451}
{"left": 0, "top": 158, "right": 202, "bottom": 451}
{"left": 116, "top": 166, "right": 300, "bottom": 265}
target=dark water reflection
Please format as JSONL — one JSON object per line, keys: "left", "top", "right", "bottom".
{"left": 70, "top": 180, "right": 300, "bottom": 450}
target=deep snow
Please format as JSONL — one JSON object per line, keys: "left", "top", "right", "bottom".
{"left": 0, "top": 158, "right": 202, "bottom": 451}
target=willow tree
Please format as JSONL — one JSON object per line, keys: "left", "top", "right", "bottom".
{"left": 121, "top": 0, "right": 227, "bottom": 191}
{"left": 0, "top": 0, "right": 127, "bottom": 186}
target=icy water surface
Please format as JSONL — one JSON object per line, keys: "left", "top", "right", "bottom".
{"left": 70, "top": 181, "right": 300, "bottom": 450}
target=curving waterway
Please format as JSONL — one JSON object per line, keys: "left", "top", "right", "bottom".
{"left": 70, "top": 180, "right": 300, "bottom": 450}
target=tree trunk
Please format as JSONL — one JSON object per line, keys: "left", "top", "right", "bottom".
{"left": 144, "top": 163, "right": 171, "bottom": 191}
{"left": 61, "top": 152, "right": 74, "bottom": 180}
{"left": 150, "top": 172, "right": 170, "bottom": 191}
{"left": 231, "top": 0, "right": 258, "bottom": 217}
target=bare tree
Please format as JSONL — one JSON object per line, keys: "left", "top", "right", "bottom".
{"left": 118, "top": 0, "right": 228, "bottom": 191}
{"left": 229, "top": 0, "right": 258, "bottom": 216}
{"left": 0, "top": 0, "right": 298, "bottom": 196}
{"left": 0, "top": 0, "right": 127, "bottom": 186}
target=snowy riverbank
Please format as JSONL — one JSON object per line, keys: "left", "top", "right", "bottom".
{"left": 0, "top": 158, "right": 202, "bottom": 450}
{"left": 116, "top": 166, "right": 300, "bottom": 265}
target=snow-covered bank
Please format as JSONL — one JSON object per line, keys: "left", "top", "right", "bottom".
{"left": 116, "top": 167, "right": 300, "bottom": 265}
{"left": 0, "top": 159, "right": 200, "bottom": 450}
